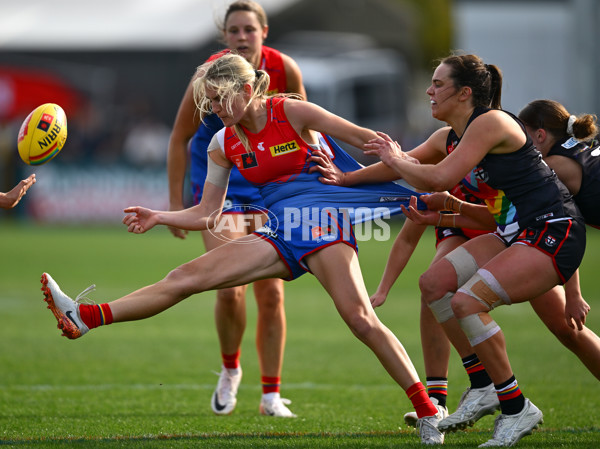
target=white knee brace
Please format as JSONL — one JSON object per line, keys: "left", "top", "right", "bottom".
{"left": 458, "top": 269, "right": 511, "bottom": 310}
{"left": 428, "top": 247, "right": 480, "bottom": 324}
{"left": 429, "top": 292, "right": 454, "bottom": 323}
{"left": 458, "top": 313, "right": 501, "bottom": 346}
{"left": 444, "top": 246, "right": 479, "bottom": 287}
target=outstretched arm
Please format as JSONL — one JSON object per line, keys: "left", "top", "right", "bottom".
{"left": 309, "top": 149, "right": 401, "bottom": 186}
{"left": 309, "top": 125, "right": 449, "bottom": 187}
{"left": 0, "top": 174, "right": 36, "bottom": 209}
{"left": 126, "top": 150, "right": 231, "bottom": 234}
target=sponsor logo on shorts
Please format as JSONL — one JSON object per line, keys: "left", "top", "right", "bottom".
{"left": 535, "top": 212, "right": 554, "bottom": 221}
{"left": 311, "top": 225, "right": 337, "bottom": 242}
{"left": 257, "top": 225, "right": 278, "bottom": 239}
{"left": 545, "top": 235, "right": 557, "bottom": 247}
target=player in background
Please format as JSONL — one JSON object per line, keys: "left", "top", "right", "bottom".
{"left": 167, "top": 1, "right": 306, "bottom": 417}
{"left": 518, "top": 99, "right": 600, "bottom": 228}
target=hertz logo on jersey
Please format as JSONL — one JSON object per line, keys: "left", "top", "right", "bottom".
{"left": 270, "top": 140, "right": 299, "bottom": 157}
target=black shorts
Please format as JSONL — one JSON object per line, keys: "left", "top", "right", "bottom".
{"left": 500, "top": 217, "right": 586, "bottom": 284}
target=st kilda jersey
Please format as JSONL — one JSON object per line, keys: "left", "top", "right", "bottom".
{"left": 547, "top": 137, "right": 600, "bottom": 227}
{"left": 448, "top": 107, "right": 580, "bottom": 232}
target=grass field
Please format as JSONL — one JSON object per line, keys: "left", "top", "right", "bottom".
{"left": 0, "top": 221, "right": 598, "bottom": 448}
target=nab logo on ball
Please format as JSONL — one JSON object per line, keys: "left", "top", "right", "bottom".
{"left": 17, "top": 103, "right": 68, "bottom": 166}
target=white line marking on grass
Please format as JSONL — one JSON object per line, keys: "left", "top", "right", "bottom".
{"left": 3, "top": 382, "right": 399, "bottom": 392}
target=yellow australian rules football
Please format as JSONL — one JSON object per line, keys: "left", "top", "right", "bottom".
{"left": 17, "top": 103, "right": 67, "bottom": 165}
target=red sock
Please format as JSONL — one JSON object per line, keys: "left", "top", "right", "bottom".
{"left": 79, "top": 304, "right": 113, "bottom": 329}
{"left": 222, "top": 350, "right": 241, "bottom": 369}
{"left": 407, "top": 382, "right": 438, "bottom": 418}
{"left": 261, "top": 376, "right": 280, "bottom": 395}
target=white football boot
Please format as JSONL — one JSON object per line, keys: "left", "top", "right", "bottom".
{"left": 417, "top": 410, "right": 445, "bottom": 445}
{"left": 259, "top": 393, "right": 297, "bottom": 418}
{"left": 41, "top": 272, "right": 95, "bottom": 339}
{"left": 404, "top": 397, "right": 448, "bottom": 428}
{"left": 478, "top": 399, "right": 543, "bottom": 447}
{"left": 438, "top": 383, "right": 500, "bottom": 432}
{"left": 211, "top": 366, "right": 242, "bottom": 415}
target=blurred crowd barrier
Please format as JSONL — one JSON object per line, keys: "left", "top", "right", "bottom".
{"left": 23, "top": 165, "right": 169, "bottom": 223}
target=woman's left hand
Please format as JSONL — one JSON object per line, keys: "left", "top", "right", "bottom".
{"left": 309, "top": 148, "right": 347, "bottom": 186}
{"left": 400, "top": 195, "right": 439, "bottom": 226}
{"left": 565, "top": 292, "right": 591, "bottom": 331}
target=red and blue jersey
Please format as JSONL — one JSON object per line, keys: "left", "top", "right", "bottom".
{"left": 218, "top": 97, "right": 425, "bottom": 225}
{"left": 190, "top": 46, "right": 288, "bottom": 203}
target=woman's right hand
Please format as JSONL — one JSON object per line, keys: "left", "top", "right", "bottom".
{"left": 123, "top": 206, "right": 160, "bottom": 234}
{"left": 308, "top": 149, "right": 347, "bottom": 186}
{"left": 370, "top": 289, "right": 388, "bottom": 308}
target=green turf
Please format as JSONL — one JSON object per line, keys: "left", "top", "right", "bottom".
{"left": 0, "top": 221, "right": 598, "bottom": 448}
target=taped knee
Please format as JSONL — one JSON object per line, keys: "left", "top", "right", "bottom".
{"left": 429, "top": 292, "right": 454, "bottom": 323}
{"left": 444, "top": 246, "right": 479, "bottom": 287}
{"left": 458, "top": 313, "right": 501, "bottom": 346}
{"left": 457, "top": 269, "right": 511, "bottom": 311}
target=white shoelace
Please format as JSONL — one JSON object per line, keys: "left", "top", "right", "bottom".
{"left": 74, "top": 284, "right": 97, "bottom": 304}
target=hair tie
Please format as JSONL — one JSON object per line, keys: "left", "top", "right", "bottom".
{"left": 255, "top": 70, "right": 263, "bottom": 79}
{"left": 567, "top": 115, "right": 576, "bottom": 136}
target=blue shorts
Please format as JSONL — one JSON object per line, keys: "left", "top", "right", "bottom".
{"left": 254, "top": 208, "right": 358, "bottom": 280}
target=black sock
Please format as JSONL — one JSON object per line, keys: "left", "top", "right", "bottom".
{"left": 495, "top": 375, "right": 525, "bottom": 415}
{"left": 425, "top": 376, "right": 448, "bottom": 408}
{"left": 462, "top": 354, "right": 493, "bottom": 389}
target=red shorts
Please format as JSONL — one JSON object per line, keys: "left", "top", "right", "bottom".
{"left": 435, "top": 226, "right": 490, "bottom": 248}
